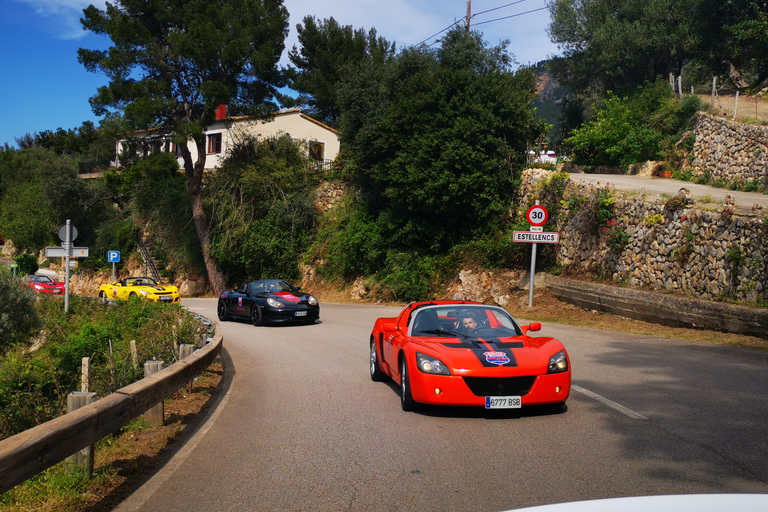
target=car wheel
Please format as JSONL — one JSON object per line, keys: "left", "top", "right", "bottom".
{"left": 400, "top": 357, "right": 417, "bottom": 412}
{"left": 370, "top": 339, "right": 385, "bottom": 382}
{"left": 250, "top": 304, "right": 263, "bottom": 326}
{"left": 129, "top": 292, "right": 138, "bottom": 299}
{"left": 217, "top": 299, "right": 230, "bottom": 321}
{"left": 99, "top": 291, "right": 108, "bottom": 304}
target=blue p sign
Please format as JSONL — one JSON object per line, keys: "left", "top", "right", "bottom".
{"left": 108, "top": 251, "right": 120, "bottom": 263}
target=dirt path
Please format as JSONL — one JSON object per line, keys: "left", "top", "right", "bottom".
{"left": 698, "top": 93, "right": 768, "bottom": 122}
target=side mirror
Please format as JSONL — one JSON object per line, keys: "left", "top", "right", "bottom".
{"left": 382, "top": 321, "right": 398, "bottom": 332}
{"left": 522, "top": 321, "right": 542, "bottom": 334}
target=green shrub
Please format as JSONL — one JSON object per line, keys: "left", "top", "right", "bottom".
{"left": 0, "top": 267, "right": 41, "bottom": 353}
{"left": 14, "top": 253, "right": 38, "bottom": 277}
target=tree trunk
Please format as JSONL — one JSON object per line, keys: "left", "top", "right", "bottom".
{"left": 182, "top": 139, "right": 227, "bottom": 295}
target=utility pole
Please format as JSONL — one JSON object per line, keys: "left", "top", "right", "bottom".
{"left": 465, "top": 0, "right": 471, "bottom": 33}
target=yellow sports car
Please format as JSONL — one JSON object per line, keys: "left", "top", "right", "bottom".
{"left": 98, "top": 276, "right": 180, "bottom": 304}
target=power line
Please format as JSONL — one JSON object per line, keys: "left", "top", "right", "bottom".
{"left": 473, "top": 6, "right": 549, "bottom": 26}
{"left": 414, "top": 1, "right": 549, "bottom": 47}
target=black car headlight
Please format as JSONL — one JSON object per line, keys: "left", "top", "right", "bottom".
{"left": 416, "top": 352, "right": 451, "bottom": 375}
{"left": 308, "top": 295, "right": 318, "bottom": 306}
{"left": 267, "top": 297, "right": 284, "bottom": 308}
{"left": 547, "top": 350, "right": 568, "bottom": 373}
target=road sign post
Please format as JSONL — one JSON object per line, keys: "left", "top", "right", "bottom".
{"left": 518, "top": 202, "right": 560, "bottom": 307}
{"left": 108, "top": 251, "right": 120, "bottom": 281}
{"left": 44, "top": 220, "right": 89, "bottom": 312}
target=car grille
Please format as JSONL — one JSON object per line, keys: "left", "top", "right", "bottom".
{"left": 462, "top": 376, "right": 537, "bottom": 397}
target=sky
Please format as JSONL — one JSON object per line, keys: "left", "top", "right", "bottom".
{"left": 0, "top": 0, "right": 560, "bottom": 148}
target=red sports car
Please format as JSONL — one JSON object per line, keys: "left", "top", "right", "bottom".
{"left": 23, "top": 275, "right": 65, "bottom": 294}
{"left": 369, "top": 301, "right": 571, "bottom": 411}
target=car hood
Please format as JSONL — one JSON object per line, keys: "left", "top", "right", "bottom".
{"left": 262, "top": 291, "right": 314, "bottom": 303}
{"left": 136, "top": 285, "right": 178, "bottom": 293}
{"left": 410, "top": 335, "right": 564, "bottom": 372}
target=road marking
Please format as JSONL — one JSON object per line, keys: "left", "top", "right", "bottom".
{"left": 572, "top": 385, "right": 648, "bottom": 420}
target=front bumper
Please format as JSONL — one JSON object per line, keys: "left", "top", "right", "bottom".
{"left": 262, "top": 306, "right": 320, "bottom": 324}
{"left": 408, "top": 369, "right": 571, "bottom": 407}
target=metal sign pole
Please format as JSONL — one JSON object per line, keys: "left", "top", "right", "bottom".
{"left": 528, "top": 242, "right": 537, "bottom": 308}
{"left": 528, "top": 200, "right": 540, "bottom": 308}
{"left": 64, "top": 220, "right": 71, "bottom": 313}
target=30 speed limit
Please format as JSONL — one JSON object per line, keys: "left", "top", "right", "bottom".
{"left": 526, "top": 205, "right": 548, "bottom": 226}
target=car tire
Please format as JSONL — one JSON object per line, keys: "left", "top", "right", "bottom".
{"left": 370, "top": 339, "right": 385, "bottom": 382}
{"left": 99, "top": 291, "right": 108, "bottom": 304}
{"left": 250, "top": 304, "right": 263, "bottom": 326}
{"left": 217, "top": 299, "right": 230, "bottom": 321}
{"left": 129, "top": 292, "right": 138, "bottom": 299}
{"left": 400, "top": 357, "right": 417, "bottom": 412}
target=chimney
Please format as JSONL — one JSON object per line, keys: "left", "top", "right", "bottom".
{"left": 215, "top": 104, "right": 227, "bottom": 120}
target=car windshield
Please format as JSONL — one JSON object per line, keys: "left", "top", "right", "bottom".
{"left": 126, "top": 277, "right": 158, "bottom": 287}
{"left": 249, "top": 280, "right": 298, "bottom": 294}
{"left": 408, "top": 305, "right": 522, "bottom": 338}
{"left": 31, "top": 276, "right": 53, "bottom": 283}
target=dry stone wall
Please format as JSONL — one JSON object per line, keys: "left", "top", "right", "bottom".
{"left": 691, "top": 112, "right": 768, "bottom": 186}
{"left": 522, "top": 170, "right": 768, "bottom": 304}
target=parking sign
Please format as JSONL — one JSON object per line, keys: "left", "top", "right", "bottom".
{"left": 108, "top": 251, "right": 120, "bottom": 263}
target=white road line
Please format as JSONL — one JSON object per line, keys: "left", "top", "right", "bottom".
{"left": 572, "top": 385, "right": 648, "bottom": 420}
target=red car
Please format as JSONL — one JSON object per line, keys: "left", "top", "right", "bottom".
{"left": 23, "top": 275, "right": 65, "bottom": 294}
{"left": 370, "top": 301, "right": 571, "bottom": 411}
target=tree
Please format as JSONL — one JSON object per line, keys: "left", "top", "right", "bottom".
{"left": 78, "top": 0, "right": 290, "bottom": 294}
{"left": 287, "top": 16, "right": 395, "bottom": 127}
{"left": 696, "top": 0, "right": 768, "bottom": 88}
{"left": 206, "top": 135, "right": 316, "bottom": 284}
{"left": 0, "top": 147, "right": 109, "bottom": 251}
{"left": 547, "top": 0, "right": 700, "bottom": 94}
{"left": 339, "top": 28, "right": 542, "bottom": 251}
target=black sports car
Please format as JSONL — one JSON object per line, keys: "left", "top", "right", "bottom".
{"left": 217, "top": 279, "right": 320, "bottom": 325}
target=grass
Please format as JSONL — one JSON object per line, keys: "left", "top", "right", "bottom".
{"left": 0, "top": 361, "right": 223, "bottom": 512}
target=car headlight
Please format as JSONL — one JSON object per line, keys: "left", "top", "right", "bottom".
{"left": 308, "top": 295, "right": 318, "bottom": 306}
{"left": 139, "top": 289, "right": 151, "bottom": 296}
{"left": 548, "top": 350, "right": 569, "bottom": 373}
{"left": 34, "top": 285, "right": 44, "bottom": 290}
{"left": 267, "top": 297, "right": 284, "bottom": 308}
{"left": 416, "top": 352, "right": 451, "bottom": 375}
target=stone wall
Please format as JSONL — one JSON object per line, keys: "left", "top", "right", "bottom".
{"left": 522, "top": 170, "right": 768, "bottom": 304}
{"left": 691, "top": 112, "right": 768, "bottom": 185}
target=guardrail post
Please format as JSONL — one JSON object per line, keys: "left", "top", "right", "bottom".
{"left": 81, "top": 357, "right": 90, "bottom": 392}
{"left": 180, "top": 344, "right": 195, "bottom": 394}
{"left": 130, "top": 340, "right": 137, "bottom": 369}
{"left": 66, "top": 392, "right": 96, "bottom": 476}
{"left": 143, "top": 361, "right": 164, "bottom": 426}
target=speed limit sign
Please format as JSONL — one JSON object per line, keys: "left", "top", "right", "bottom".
{"left": 526, "top": 205, "right": 548, "bottom": 226}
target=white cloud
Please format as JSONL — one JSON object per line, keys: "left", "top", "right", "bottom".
{"left": 14, "top": 0, "right": 106, "bottom": 39}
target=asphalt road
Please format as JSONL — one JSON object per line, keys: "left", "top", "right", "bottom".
{"left": 113, "top": 300, "right": 768, "bottom": 512}
{"left": 569, "top": 173, "right": 768, "bottom": 209}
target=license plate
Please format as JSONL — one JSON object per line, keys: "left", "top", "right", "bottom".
{"left": 159, "top": 296, "right": 172, "bottom": 302}
{"left": 53, "top": 290, "right": 61, "bottom": 294}
{"left": 294, "top": 311, "right": 307, "bottom": 317}
{"left": 485, "top": 396, "right": 521, "bottom": 409}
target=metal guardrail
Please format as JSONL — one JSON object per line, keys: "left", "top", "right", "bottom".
{"left": 0, "top": 320, "right": 223, "bottom": 494}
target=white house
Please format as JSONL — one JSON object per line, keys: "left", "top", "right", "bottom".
{"left": 115, "top": 108, "right": 341, "bottom": 171}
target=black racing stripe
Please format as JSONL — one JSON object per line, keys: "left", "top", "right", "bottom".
{"left": 440, "top": 338, "right": 519, "bottom": 367}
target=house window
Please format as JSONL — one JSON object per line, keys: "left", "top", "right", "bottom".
{"left": 207, "top": 133, "right": 222, "bottom": 154}
{"left": 308, "top": 141, "right": 325, "bottom": 161}
{"left": 175, "top": 143, "right": 183, "bottom": 157}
